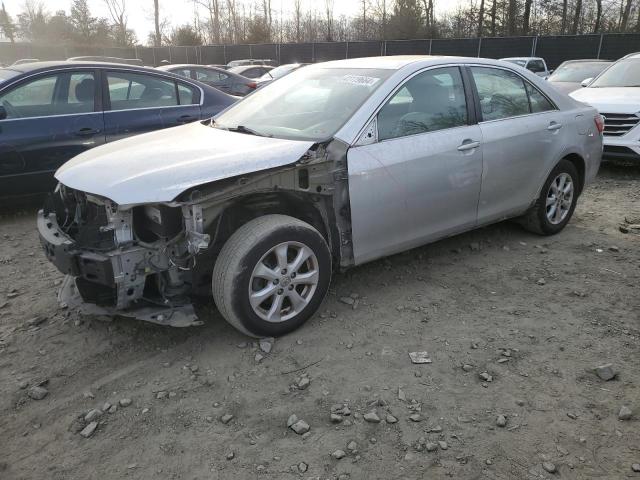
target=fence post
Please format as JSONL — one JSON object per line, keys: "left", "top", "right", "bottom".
{"left": 312, "top": 43, "right": 315, "bottom": 63}
{"left": 477, "top": 37, "right": 482, "bottom": 57}
{"left": 428, "top": 39, "right": 432, "bottom": 55}
{"left": 223, "top": 44, "right": 227, "bottom": 64}
{"left": 345, "top": 41, "right": 349, "bottom": 59}
{"left": 249, "top": 44, "right": 252, "bottom": 58}
{"left": 152, "top": 47, "right": 156, "bottom": 66}
{"left": 597, "top": 33, "right": 604, "bottom": 59}
{"left": 531, "top": 36, "right": 537, "bottom": 56}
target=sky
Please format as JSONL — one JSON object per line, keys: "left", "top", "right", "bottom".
{"left": 5, "top": 0, "right": 464, "bottom": 43}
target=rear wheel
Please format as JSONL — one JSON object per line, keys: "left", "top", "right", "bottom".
{"left": 519, "top": 159, "right": 579, "bottom": 235}
{"left": 212, "top": 215, "right": 331, "bottom": 337}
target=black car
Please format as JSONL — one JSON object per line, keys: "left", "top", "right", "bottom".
{"left": 157, "top": 64, "right": 257, "bottom": 96}
{"left": 0, "top": 61, "right": 235, "bottom": 198}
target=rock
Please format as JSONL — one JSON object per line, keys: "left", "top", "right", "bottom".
{"left": 347, "top": 440, "right": 358, "bottom": 451}
{"left": 618, "top": 406, "right": 632, "bottom": 420}
{"left": 462, "top": 364, "right": 474, "bottom": 372}
{"left": 83, "top": 391, "right": 95, "bottom": 399}
{"left": 479, "top": 372, "right": 493, "bottom": 382}
{"left": 298, "top": 462, "right": 308, "bottom": 473}
{"left": 290, "top": 419, "right": 310, "bottom": 434}
{"left": 609, "top": 246, "right": 619, "bottom": 252}
{"left": 108, "top": 405, "right": 118, "bottom": 414}
{"left": 409, "top": 414, "right": 422, "bottom": 422}
{"left": 254, "top": 353, "right": 264, "bottom": 363}
{"left": 119, "top": 398, "right": 132, "bottom": 407}
{"left": 80, "top": 421, "right": 98, "bottom": 438}
{"left": 515, "top": 399, "right": 525, "bottom": 406}
{"left": 220, "top": 414, "right": 234, "bottom": 424}
{"left": 26, "top": 316, "right": 46, "bottom": 327}
{"left": 297, "top": 377, "right": 311, "bottom": 390}
{"left": 364, "top": 412, "right": 381, "bottom": 423}
{"left": 425, "top": 442, "right": 438, "bottom": 452}
{"left": 28, "top": 386, "right": 48, "bottom": 400}
{"left": 386, "top": 414, "right": 398, "bottom": 424}
{"left": 438, "top": 441, "right": 448, "bottom": 450}
{"left": 408, "top": 351, "right": 432, "bottom": 364}
{"left": 536, "top": 278, "right": 546, "bottom": 286}
{"left": 102, "top": 402, "right": 112, "bottom": 411}
{"left": 84, "top": 409, "right": 103, "bottom": 423}
{"left": 331, "top": 449, "right": 346, "bottom": 459}
{"left": 330, "top": 413, "right": 343, "bottom": 423}
{"left": 594, "top": 364, "right": 617, "bottom": 381}
{"left": 542, "top": 462, "right": 556, "bottom": 473}
{"left": 226, "top": 451, "right": 235, "bottom": 460}
{"left": 429, "top": 425, "right": 443, "bottom": 433}
{"left": 496, "top": 415, "right": 507, "bottom": 427}
{"left": 17, "top": 380, "right": 28, "bottom": 390}
{"left": 156, "top": 391, "right": 168, "bottom": 400}
{"left": 398, "top": 387, "right": 406, "bottom": 401}
{"left": 287, "top": 414, "right": 298, "bottom": 427}
{"left": 339, "top": 297, "right": 355, "bottom": 305}
{"left": 631, "top": 464, "right": 640, "bottom": 472}
{"left": 259, "top": 338, "right": 274, "bottom": 353}
{"left": 469, "top": 242, "right": 480, "bottom": 251}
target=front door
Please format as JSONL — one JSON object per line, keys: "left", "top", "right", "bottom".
{"left": 347, "top": 66, "right": 483, "bottom": 264}
{"left": 0, "top": 69, "right": 104, "bottom": 196}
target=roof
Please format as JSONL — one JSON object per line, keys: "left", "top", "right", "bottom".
{"left": 500, "top": 57, "right": 543, "bottom": 61}
{"left": 2, "top": 60, "right": 155, "bottom": 74}
{"left": 622, "top": 52, "right": 640, "bottom": 59}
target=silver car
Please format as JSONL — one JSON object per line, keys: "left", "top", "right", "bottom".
{"left": 38, "top": 56, "right": 603, "bottom": 337}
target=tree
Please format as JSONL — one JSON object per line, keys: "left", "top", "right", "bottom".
{"left": 325, "top": 0, "right": 334, "bottom": 41}
{"left": 153, "top": 0, "right": 161, "bottom": 45}
{"left": 620, "top": 0, "right": 633, "bottom": 31}
{"left": 103, "top": 0, "right": 134, "bottom": 46}
{"left": 0, "top": 1, "right": 16, "bottom": 42}
{"left": 70, "top": 0, "right": 96, "bottom": 43}
{"left": 489, "top": 0, "right": 497, "bottom": 36}
{"left": 593, "top": 0, "right": 602, "bottom": 32}
{"left": 170, "top": 23, "right": 202, "bottom": 45}
{"left": 507, "top": 0, "right": 517, "bottom": 35}
{"left": 389, "top": 0, "right": 422, "bottom": 40}
{"left": 571, "top": 0, "right": 582, "bottom": 34}
{"left": 523, "top": 0, "right": 532, "bottom": 34}
{"left": 477, "top": 0, "right": 485, "bottom": 37}
{"left": 293, "top": 0, "right": 302, "bottom": 42}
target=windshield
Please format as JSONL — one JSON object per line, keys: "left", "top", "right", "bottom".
{"left": 214, "top": 67, "right": 392, "bottom": 141}
{"left": 549, "top": 62, "right": 611, "bottom": 82}
{"left": 590, "top": 59, "right": 640, "bottom": 88}
{"left": 0, "top": 69, "right": 20, "bottom": 83}
{"left": 503, "top": 59, "right": 526, "bottom": 67}
{"left": 259, "top": 64, "right": 298, "bottom": 81}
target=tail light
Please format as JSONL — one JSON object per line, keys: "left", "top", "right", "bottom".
{"left": 247, "top": 82, "right": 257, "bottom": 89}
{"left": 594, "top": 114, "right": 605, "bottom": 133}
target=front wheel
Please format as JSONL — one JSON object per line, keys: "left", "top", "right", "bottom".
{"left": 519, "top": 159, "right": 580, "bottom": 235}
{"left": 212, "top": 215, "right": 331, "bottom": 337}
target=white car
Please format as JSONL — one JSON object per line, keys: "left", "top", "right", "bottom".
{"left": 500, "top": 57, "right": 551, "bottom": 78}
{"left": 570, "top": 52, "right": 640, "bottom": 163}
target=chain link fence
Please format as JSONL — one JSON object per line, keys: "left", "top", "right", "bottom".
{"left": 2, "top": 33, "right": 639, "bottom": 69}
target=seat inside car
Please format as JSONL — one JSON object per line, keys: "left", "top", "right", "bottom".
{"left": 75, "top": 78, "right": 95, "bottom": 105}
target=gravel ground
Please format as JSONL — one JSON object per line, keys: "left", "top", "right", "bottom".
{"left": 1, "top": 164, "right": 639, "bottom": 480}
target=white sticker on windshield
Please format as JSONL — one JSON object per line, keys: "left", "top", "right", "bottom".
{"left": 339, "top": 75, "right": 381, "bottom": 87}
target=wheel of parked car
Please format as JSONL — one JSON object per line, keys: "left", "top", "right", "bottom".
{"left": 212, "top": 215, "right": 332, "bottom": 337}
{"left": 519, "top": 159, "right": 579, "bottom": 235}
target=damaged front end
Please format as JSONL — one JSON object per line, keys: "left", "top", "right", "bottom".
{"left": 37, "top": 185, "right": 209, "bottom": 327}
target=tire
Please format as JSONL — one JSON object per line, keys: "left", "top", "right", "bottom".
{"left": 519, "top": 159, "right": 580, "bottom": 235}
{"left": 212, "top": 214, "right": 331, "bottom": 337}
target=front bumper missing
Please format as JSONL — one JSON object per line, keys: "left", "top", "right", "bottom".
{"left": 38, "top": 209, "right": 203, "bottom": 328}
{"left": 58, "top": 276, "right": 202, "bottom": 327}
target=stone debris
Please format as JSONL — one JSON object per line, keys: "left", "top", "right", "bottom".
{"left": 479, "top": 372, "right": 493, "bottom": 382}
{"left": 331, "top": 413, "right": 343, "bottom": 423}
{"left": 618, "top": 405, "right": 632, "bottom": 420}
{"left": 364, "top": 411, "right": 381, "bottom": 423}
{"left": 631, "top": 464, "right": 640, "bottom": 473}
{"left": 347, "top": 441, "right": 358, "bottom": 452}
{"left": 259, "top": 337, "right": 274, "bottom": 354}
{"left": 438, "top": 441, "right": 448, "bottom": 450}
{"left": 331, "top": 449, "right": 346, "bottom": 459}
{"left": 84, "top": 409, "right": 103, "bottom": 423}
{"left": 409, "top": 413, "right": 422, "bottom": 422}
{"left": 408, "top": 351, "right": 432, "bottom": 364}
{"left": 496, "top": 414, "right": 507, "bottom": 427}
{"left": 80, "top": 421, "right": 98, "bottom": 438}
{"left": 287, "top": 414, "right": 298, "bottom": 427}
{"left": 226, "top": 451, "right": 235, "bottom": 460}
{"left": 594, "top": 364, "right": 617, "bottom": 381}
{"left": 462, "top": 364, "right": 474, "bottom": 372}
{"left": 28, "top": 386, "right": 48, "bottom": 400}
{"left": 254, "top": 353, "right": 264, "bottom": 363}
{"left": 297, "top": 375, "right": 311, "bottom": 390}
{"left": 220, "top": 414, "right": 234, "bottom": 424}
{"left": 536, "top": 278, "right": 546, "bottom": 286}
{"left": 298, "top": 462, "right": 308, "bottom": 472}
{"left": 386, "top": 414, "right": 398, "bottom": 424}
{"left": 339, "top": 297, "right": 355, "bottom": 305}
{"left": 425, "top": 442, "right": 438, "bottom": 452}
{"left": 290, "top": 419, "right": 310, "bottom": 434}
{"left": 119, "top": 398, "right": 132, "bottom": 407}
{"left": 542, "top": 462, "right": 556, "bottom": 473}
{"left": 398, "top": 387, "right": 406, "bottom": 401}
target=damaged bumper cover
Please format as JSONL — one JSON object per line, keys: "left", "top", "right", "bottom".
{"left": 37, "top": 201, "right": 207, "bottom": 327}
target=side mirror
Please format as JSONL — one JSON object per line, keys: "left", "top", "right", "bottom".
{"left": 581, "top": 78, "right": 593, "bottom": 87}
{"left": 0, "top": 105, "right": 6, "bottom": 120}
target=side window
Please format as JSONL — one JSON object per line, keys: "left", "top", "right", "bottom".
{"left": 107, "top": 71, "right": 178, "bottom": 111}
{"left": 195, "top": 69, "right": 227, "bottom": 82}
{"left": 0, "top": 71, "right": 95, "bottom": 119}
{"left": 177, "top": 83, "right": 198, "bottom": 105}
{"left": 172, "top": 68, "right": 192, "bottom": 79}
{"left": 243, "top": 68, "right": 259, "bottom": 78}
{"left": 527, "top": 60, "right": 546, "bottom": 73}
{"left": 377, "top": 66, "right": 468, "bottom": 141}
{"left": 471, "top": 67, "right": 530, "bottom": 121}
{"left": 526, "top": 82, "right": 555, "bottom": 113}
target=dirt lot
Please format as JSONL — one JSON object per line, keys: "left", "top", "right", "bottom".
{"left": 1, "top": 164, "right": 639, "bottom": 480}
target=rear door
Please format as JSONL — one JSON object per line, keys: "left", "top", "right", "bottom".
{"left": 347, "top": 66, "right": 483, "bottom": 264}
{"left": 468, "top": 65, "right": 562, "bottom": 223}
{"left": 0, "top": 69, "right": 104, "bottom": 196}
{"left": 103, "top": 69, "right": 202, "bottom": 142}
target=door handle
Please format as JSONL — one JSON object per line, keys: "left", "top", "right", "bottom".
{"left": 177, "top": 115, "right": 198, "bottom": 124}
{"left": 75, "top": 127, "right": 100, "bottom": 136}
{"left": 547, "top": 122, "right": 563, "bottom": 131}
{"left": 457, "top": 140, "right": 481, "bottom": 151}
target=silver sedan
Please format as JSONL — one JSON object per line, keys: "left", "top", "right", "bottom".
{"left": 40, "top": 56, "right": 604, "bottom": 337}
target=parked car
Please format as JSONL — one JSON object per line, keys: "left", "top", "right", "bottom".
{"left": 38, "top": 56, "right": 602, "bottom": 336}
{"left": 547, "top": 59, "right": 612, "bottom": 94}
{"left": 157, "top": 64, "right": 258, "bottom": 96}
{"left": 11, "top": 58, "right": 40, "bottom": 66}
{"left": 256, "top": 63, "right": 309, "bottom": 88}
{"left": 67, "top": 56, "right": 144, "bottom": 66}
{"left": 228, "top": 64, "right": 274, "bottom": 79}
{"left": 500, "top": 57, "right": 551, "bottom": 77}
{"left": 570, "top": 52, "right": 640, "bottom": 163}
{"left": 0, "top": 61, "right": 236, "bottom": 198}
{"left": 207, "top": 64, "right": 228, "bottom": 70}
{"left": 227, "top": 59, "right": 277, "bottom": 68}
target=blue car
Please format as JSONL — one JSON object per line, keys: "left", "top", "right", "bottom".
{"left": 0, "top": 61, "right": 236, "bottom": 198}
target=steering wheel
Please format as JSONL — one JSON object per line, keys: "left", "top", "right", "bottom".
{"left": 2, "top": 100, "right": 19, "bottom": 118}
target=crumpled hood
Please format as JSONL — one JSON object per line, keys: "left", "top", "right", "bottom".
{"left": 570, "top": 87, "right": 640, "bottom": 114}
{"left": 56, "top": 122, "right": 315, "bottom": 205}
